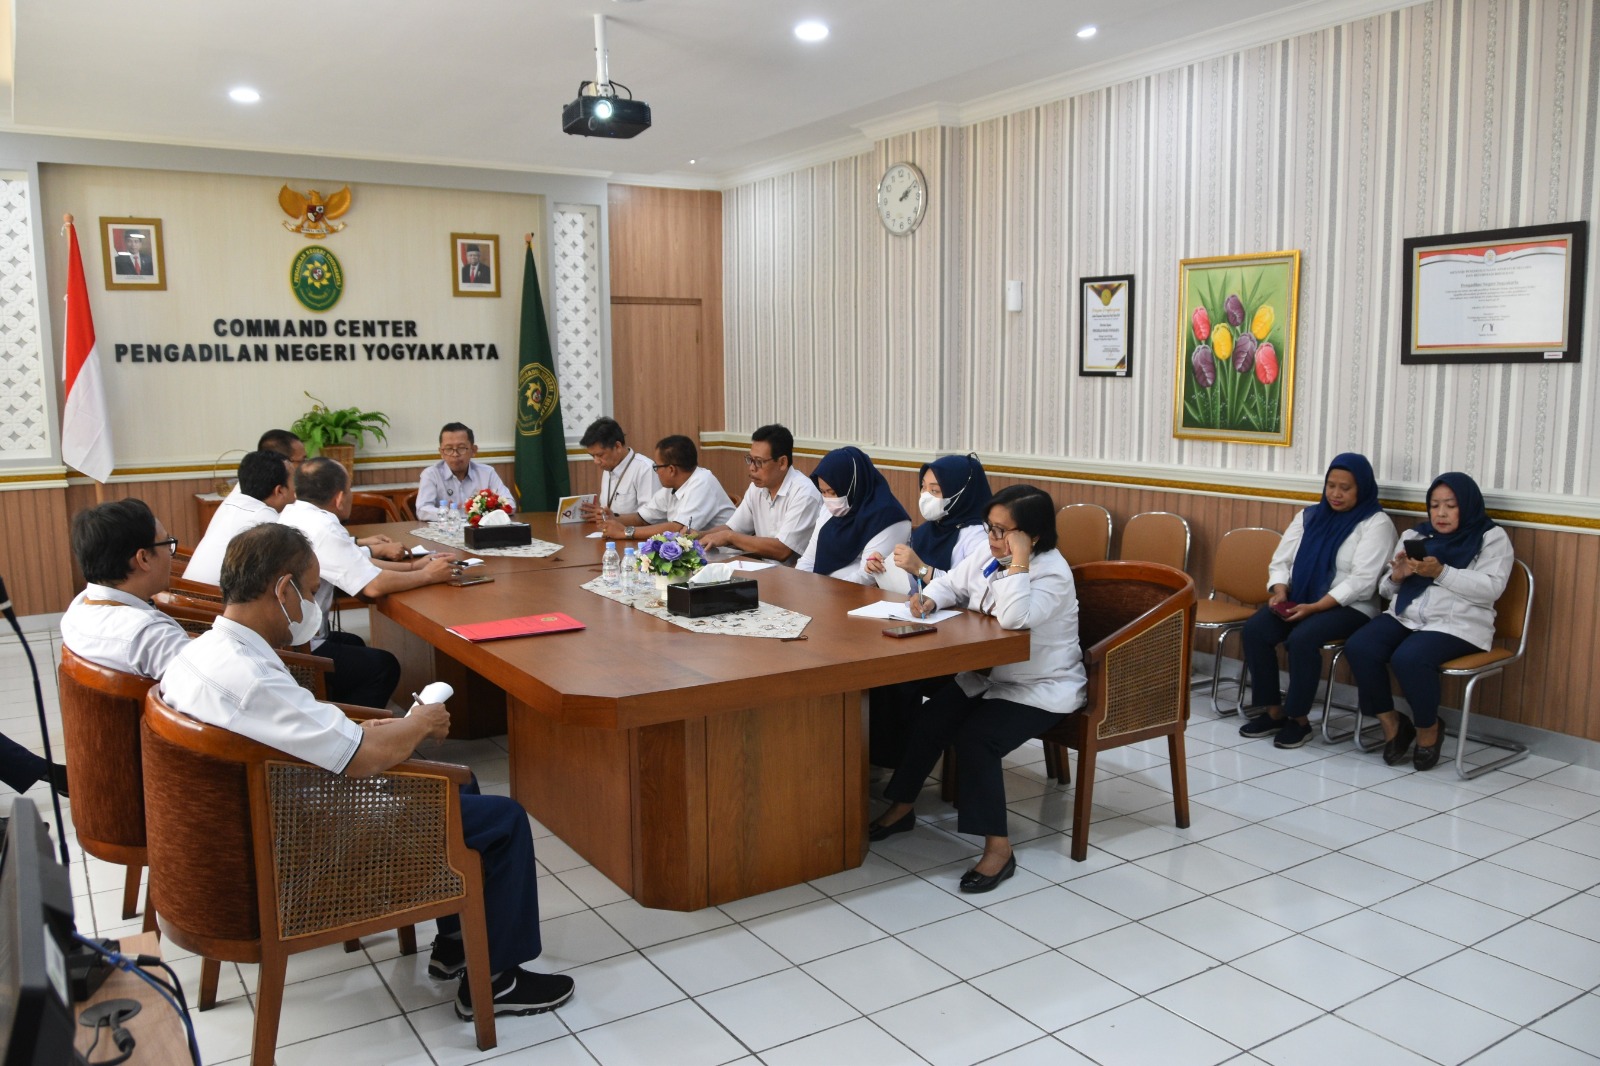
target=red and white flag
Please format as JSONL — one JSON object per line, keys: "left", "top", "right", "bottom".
{"left": 61, "top": 218, "right": 114, "bottom": 482}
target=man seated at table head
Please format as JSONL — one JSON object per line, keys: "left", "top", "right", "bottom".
{"left": 602, "top": 434, "right": 735, "bottom": 542}
{"left": 417, "top": 422, "right": 514, "bottom": 522}
{"left": 697, "top": 424, "right": 821, "bottom": 564}
{"left": 280, "top": 457, "right": 458, "bottom": 708}
{"left": 60, "top": 498, "right": 189, "bottom": 679}
{"left": 186, "top": 450, "right": 295, "bottom": 586}
{"left": 577, "top": 417, "right": 656, "bottom": 523}
{"left": 159, "top": 524, "right": 573, "bottom": 1020}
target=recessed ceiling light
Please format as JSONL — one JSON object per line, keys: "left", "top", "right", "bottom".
{"left": 1076, "top": 26, "right": 1097, "bottom": 39}
{"left": 688, "top": 159, "right": 697, "bottom": 165}
{"left": 228, "top": 87, "right": 261, "bottom": 103}
{"left": 794, "top": 20, "right": 829, "bottom": 43}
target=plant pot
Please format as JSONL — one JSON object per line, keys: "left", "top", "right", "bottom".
{"left": 320, "top": 443, "right": 356, "bottom": 483}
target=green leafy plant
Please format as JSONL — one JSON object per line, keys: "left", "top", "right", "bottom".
{"left": 289, "top": 392, "right": 391, "bottom": 456}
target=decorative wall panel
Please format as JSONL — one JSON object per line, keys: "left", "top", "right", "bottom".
{"left": 551, "top": 203, "right": 604, "bottom": 433}
{"left": 0, "top": 177, "right": 49, "bottom": 461}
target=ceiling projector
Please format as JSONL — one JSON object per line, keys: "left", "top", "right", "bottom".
{"left": 564, "top": 14, "right": 651, "bottom": 139}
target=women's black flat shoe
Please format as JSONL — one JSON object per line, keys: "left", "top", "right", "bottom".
{"left": 959, "top": 853, "right": 1016, "bottom": 894}
{"left": 1413, "top": 731, "right": 1444, "bottom": 771}
{"left": 1382, "top": 716, "right": 1417, "bottom": 766}
{"left": 868, "top": 810, "right": 915, "bottom": 842}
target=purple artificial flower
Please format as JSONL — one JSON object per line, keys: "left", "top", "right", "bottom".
{"left": 659, "top": 540, "right": 683, "bottom": 562}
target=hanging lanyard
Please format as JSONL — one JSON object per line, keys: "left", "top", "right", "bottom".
{"left": 605, "top": 451, "right": 636, "bottom": 511}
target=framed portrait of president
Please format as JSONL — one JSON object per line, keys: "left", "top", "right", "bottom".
{"left": 100, "top": 217, "right": 166, "bottom": 291}
{"left": 452, "top": 233, "right": 500, "bottom": 298}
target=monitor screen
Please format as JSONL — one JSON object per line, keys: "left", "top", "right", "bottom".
{"left": 0, "top": 799, "right": 76, "bottom": 1066}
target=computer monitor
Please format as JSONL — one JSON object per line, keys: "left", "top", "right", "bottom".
{"left": 0, "top": 799, "right": 76, "bottom": 1066}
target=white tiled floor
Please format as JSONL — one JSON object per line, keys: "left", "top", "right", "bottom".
{"left": 7, "top": 626, "right": 1600, "bottom": 1065}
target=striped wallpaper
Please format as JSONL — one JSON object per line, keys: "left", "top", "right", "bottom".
{"left": 723, "top": 0, "right": 1598, "bottom": 513}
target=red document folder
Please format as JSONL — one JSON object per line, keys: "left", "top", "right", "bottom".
{"left": 447, "top": 612, "right": 586, "bottom": 642}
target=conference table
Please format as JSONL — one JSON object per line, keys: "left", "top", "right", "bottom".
{"left": 357, "top": 514, "right": 1030, "bottom": 910}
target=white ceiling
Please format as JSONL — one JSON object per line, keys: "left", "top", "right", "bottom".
{"left": 9, "top": 0, "right": 1395, "bottom": 186}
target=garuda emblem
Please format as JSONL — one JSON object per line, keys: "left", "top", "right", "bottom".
{"left": 279, "top": 184, "right": 351, "bottom": 238}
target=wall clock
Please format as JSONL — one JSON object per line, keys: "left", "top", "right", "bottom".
{"left": 876, "top": 162, "right": 927, "bottom": 236}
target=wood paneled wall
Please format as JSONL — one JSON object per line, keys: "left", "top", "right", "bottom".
{"left": 701, "top": 446, "right": 1600, "bottom": 744}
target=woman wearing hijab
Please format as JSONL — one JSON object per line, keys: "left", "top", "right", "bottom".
{"left": 796, "top": 447, "right": 912, "bottom": 584}
{"left": 1237, "top": 453, "right": 1397, "bottom": 749}
{"left": 864, "top": 453, "right": 992, "bottom": 586}
{"left": 1342, "top": 472, "right": 1513, "bottom": 770}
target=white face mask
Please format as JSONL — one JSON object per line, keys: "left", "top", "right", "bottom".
{"left": 918, "top": 492, "right": 948, "bottom": 522}
{"left": 279, "top": 577, "right": 322, "bottom": 645}
{"left": 822, "top": 495, "right": 851, "bottom": 518}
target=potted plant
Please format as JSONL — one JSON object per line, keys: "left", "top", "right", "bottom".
{"left": 289, "top": 392, "right": 390, "bottom": 477}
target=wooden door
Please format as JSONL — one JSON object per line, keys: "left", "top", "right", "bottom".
{"left": 610, "top": 299, "right": 703, "bottom": 451}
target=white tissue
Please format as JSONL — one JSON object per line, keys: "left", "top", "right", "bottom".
{"left": 689, "top": 563, "right": 736, "bottom": 585}
{"left": 478, "top": 509, "right": 512, "bottom": 527}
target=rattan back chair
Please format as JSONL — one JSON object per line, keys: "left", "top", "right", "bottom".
{"left": 1192, "top": 527, "right": 1280, "bottom": 715}
{"left": 1056, "top": 504, "right": 1113, "bottom": 566}
{"left": 141, "top": 689, "right": 498, "bottom": 1063}
{"left": 1120, "top": 511, "right": 1192, "bottom": 572}
{"left": 1037, "top": 561, "right": 1196, "bottom": 860}
{"left": 57, "top": 647, "right": 158, "bottom": 929}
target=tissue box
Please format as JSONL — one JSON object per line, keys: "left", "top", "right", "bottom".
{"left": 667, "top": 577, "right": 760, "bottom": 618}
{"left": 463, "top": 522, "right": 531, "bottom": 550}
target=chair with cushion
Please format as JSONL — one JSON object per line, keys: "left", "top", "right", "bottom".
{"left": 57, "top": 648, "right": 158, "bottom": 927}
{"left": 1056, "top": 503, "right": 1113, "bottom": 566}
{"left": 1037, "top": 561, "right": 1196, "bottom": 860}
{"left": 1192, "top": 527, "right": 1280, "bottom": 716}
{"left": 141, "top": 689, "right": 498, "bottom": 1063}
{"left": 1120, "top": 511, "right": 1192, "bottom": 572}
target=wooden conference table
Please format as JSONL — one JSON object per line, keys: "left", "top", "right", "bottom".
{"left": 356, "top": 514, "right": 1030, "bottom": 910}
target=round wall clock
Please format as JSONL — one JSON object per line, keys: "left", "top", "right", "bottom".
{"left": 876, "top": 162, "right": 927, "bottom": 236}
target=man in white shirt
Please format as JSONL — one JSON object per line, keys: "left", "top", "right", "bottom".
{"left": 280, "top": 458, "right": 457, "bottom": 707}
{"left": 160, "top": 523, "right": 573, "bottom": 1020}
{"left": 698, "top": 424, "right": 821, "bottom": 563}
{"left": 60, "top": 498, "right": 189, "bottom": 680}
{"left": 602, "top": 435, "right": 735, "bottom": 541}
{"left": 577, "top": 417, "right": 656, "bottom": 523}
{"left": 186, "top": 450, "right": 296, "bottom": 585}
{"left": 417, "top": 423, "right": 514, "bottom": 521}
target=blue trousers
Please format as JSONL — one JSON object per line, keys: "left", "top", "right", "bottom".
{"left": 1242, "top": 604, "right": 1370, "bottom": 719}
{"left": 0, "top": 730, "right": 48, "bottom": 794}
{"left": 1343, "top": 614, "right": 1477, "bottom": 729}
{"left": 436, "top": 778, "right": 543, "bottom": 974}
{"left": 317, "top": 632, "right": 401, "bottom": 709}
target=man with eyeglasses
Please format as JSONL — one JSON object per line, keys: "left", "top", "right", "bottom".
{"left": 697, "top": 424, "right": 821, "bottom": 564}
{"left": 601, "top": 434, "right": 735, "bottom": 542}
{"left": 417, "top": 422, "right": 514, "bottom": 521}
{"left": 60, "top": 498, "right": 190, "bottom": 680}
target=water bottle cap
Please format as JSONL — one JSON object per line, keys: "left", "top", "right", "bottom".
{"left": 605, "top": 541, "right": 616, "bottom": 550}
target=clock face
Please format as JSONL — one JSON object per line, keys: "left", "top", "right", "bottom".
{"left": 876, "top": 162, "right": 927, "bottom": 235}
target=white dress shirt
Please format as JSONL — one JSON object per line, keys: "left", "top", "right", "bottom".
{"left": 278, "top": 501, "right": 381, "bottom": 644}
{"left": 160, "top": 616, "right": 363, "bottom": 774}
{"left": 416, "top": 460, "right": 513, "bottom": 520}
{"left": 599, "top": 449, "right": 657, "bottom": 518}
{"left": 1380, "top": 526, "right": 1514, "bottom": 650}
{"left": 796, "top": 515, "right": 914, "bottom": 586}
{"left": 1266, "top": 510, "right": 1398, "bottom": 618}
{"left": 186, "top": 492, "right": 280, "bottom": 586}
{"left": 637, "top": 466, "right": 736, "bottom": 530}
{"left": 905, "top": 523, "right": 988, "bottom": 585}
{"left": 924, "top": 547, "right": 1088, "bottom": 714}
{"left": 727, "top": 467, "right": 824, "bottom": 557}
{"left": 60, "top": 583, "right": 190, "bottom": 678}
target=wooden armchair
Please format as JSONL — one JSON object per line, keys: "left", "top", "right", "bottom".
{"left": 141, "top": 689, "right": 498, "bottom": 1063}
{"left": 57, "top": 648, "right": 158, "bottom": 927}
{"left": 1039, "top": 561, "right": 1197, "bottom": 860}
{"left": 348, "top": 492, "right": 403, "bottom": 524}
{"left": 169, "top": 575, "right": 224, "bottom": 602}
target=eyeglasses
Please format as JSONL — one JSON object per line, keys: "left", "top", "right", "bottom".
{"left": 743, "top": 455, "right": 776, "bottom": 468}
{"left": 983, "top": 523, "right": 1018, "bottom": 539}
{"left": 149, "top": 536, "right": 179, "bottom": 554}
{"left": 440, "top": 446, "right": 472, "bottom": 456}
{"left": 652, "top": 463, "right": 674, "bottom": 471}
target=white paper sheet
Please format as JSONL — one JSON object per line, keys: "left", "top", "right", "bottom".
{"left": 846, "top": 599, "right": 960, "bottom": 624}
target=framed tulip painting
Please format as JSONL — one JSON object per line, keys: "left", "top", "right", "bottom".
{"left": 1173, "top": 249, "right": 1300, "bottom": 446}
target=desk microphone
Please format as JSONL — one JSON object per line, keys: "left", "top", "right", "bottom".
{"left": 0, "top": 573, "right": 70, "bottom": 865}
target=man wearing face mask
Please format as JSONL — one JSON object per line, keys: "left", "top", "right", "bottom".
{"left": 279, "top": 457, "right": 458, "bottom": 708}
{"left": 160, "top": 524, "right": 574, "bottom": 1019}
{"left": 696, "top": 424, "right": 821, "bottom": 563}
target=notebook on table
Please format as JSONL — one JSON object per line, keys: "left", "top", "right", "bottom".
{"left": 447, "top": 612, "right": 586, "bottom": 642}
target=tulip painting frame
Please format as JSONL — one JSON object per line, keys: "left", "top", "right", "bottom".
{"left": 1173, "top": 249, "right": 1300, "bottom": 447}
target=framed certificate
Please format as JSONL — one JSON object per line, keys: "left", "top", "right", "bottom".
{"left": 1078, "top": 274, "right": 1134, "bottom": 377}
{"left": 1401, "top": 221, "right": 1588, "bottom": 364}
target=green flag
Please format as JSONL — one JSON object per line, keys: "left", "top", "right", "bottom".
{"left": 514, "top": 240, "right": 570, "bottom": 509}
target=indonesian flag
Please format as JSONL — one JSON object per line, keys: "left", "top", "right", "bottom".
{"left": 61, "top": 219, "right": 114, "bottom": 482}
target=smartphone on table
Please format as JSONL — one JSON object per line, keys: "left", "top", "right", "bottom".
{"left": 883, "top": 623, "right": 937, "bottom": 638}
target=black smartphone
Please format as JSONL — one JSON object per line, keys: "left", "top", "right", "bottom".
{"left": 1404, "top": 539, "right": 1428, "bottom": 560}
{"left": 449, "top": 574, "right": 495, "bottom": 587}
{"left": 883, "top": 623, "right": 937, "bottom": 638}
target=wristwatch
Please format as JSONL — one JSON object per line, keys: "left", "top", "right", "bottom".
{"left": 624, "top": 525, "right": 635, "bottom": 539}
{"left": 918, "top": 565, "right": 931, "bottom": 580}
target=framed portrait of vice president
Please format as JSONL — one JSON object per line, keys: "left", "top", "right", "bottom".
{"left": 452, "top": 233, "right": 500, "bottom": 298}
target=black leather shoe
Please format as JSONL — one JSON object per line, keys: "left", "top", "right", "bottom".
{"left": 1382, "top": 716, "right": 1416, "bottom": 766}
{"left": 959, "top": 853, "right": 1016, "bottom": 894}
{"left": 1413, "top": 729, "right": 1444, "bottom": 771}
{"left": 868, "top": 810, "right": 915, "bottom": 842}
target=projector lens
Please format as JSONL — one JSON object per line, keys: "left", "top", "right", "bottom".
{"left": 594, "top": 99, "right": 614, "bottom": 120}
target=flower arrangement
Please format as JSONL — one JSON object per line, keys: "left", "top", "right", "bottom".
{"left": 638, "top": 530, "right": 708, "bottom": 583}
{"left": 464, "top": 488, "right": 515, "bottom": 526}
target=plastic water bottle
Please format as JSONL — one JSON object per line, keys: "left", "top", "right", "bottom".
{"left": 622, "top": 547, "right": 639, "bottom": 595}
{"left": 447, "top": 503, "right": 463, "bottom": 535}
{"left": 602, "top": 541, "right": 621, "bottom": 588}
{"left": 434, "top": 499, "right": 448, "bottom": 533}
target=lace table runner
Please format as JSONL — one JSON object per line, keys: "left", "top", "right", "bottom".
{"left": 409, "top": 527, "right": 564, "bottom": 558}
{"left": 581, "top": 578, "right": 811, "bottom": 639}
